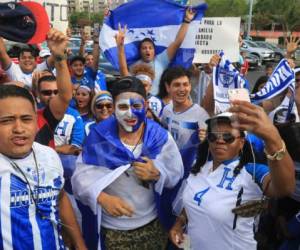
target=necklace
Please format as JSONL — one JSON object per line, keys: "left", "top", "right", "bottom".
{"left": 5, "top": 149, "right": 43, "bottom": 216}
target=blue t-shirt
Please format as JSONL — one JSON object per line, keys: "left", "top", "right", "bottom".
{"left": 54, "top": 107, "right": 84, "bottom": 148}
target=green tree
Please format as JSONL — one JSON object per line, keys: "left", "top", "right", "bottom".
{"left": 253, "top": 0, "right": 300, "bottom": 32}
{"left": 205, "top": 0, "right": 248, "bottom": 17}
{"left": 69, "top": 11, "right": 104, "bottom": 28}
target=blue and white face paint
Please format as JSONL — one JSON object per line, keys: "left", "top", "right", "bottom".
{"left": 115, "top": 93, "right": 146, "bottom": 133}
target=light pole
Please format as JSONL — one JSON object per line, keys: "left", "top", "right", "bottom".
{"left": 247, "top": 0, "right": 254, "bottom": 39}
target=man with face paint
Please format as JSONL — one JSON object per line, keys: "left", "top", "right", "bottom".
{"left": 72, "top": 76, "right": 184, "bottom": 249}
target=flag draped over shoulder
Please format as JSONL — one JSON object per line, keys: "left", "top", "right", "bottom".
{"left": 213, "top": 52, "right": 249, "bottom": 113}
{"left": 72, "top": 116, "right": 184, "bottom": 249}
{"left": 100, "top": 0, "right": 207, "bottom": 69}
{"left": 250, "top": 59, "right": 294, "bottom": 104}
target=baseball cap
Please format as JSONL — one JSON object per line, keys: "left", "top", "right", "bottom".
{"left": 111, "top": 76, "right": 147, "bottom": 99}
{"left": 0, "top": 1, "right": 50, "bottom": 44}
{"left": 205, "top": 112, "right": 234, "bottom": 125}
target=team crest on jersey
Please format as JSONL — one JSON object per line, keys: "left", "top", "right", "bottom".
{"left": 26, "top": 166, "right": 46, "bottom": 183}
{"left": 219, "top": 68, "right": 235, "bottom": 88}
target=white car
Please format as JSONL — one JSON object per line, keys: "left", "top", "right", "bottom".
{"left": 242, "top": 40, "right": 275, "bottom": 62}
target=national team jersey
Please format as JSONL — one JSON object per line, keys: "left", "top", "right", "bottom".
{"left": 0, "top": 142, "right": 65, "bottom": 250}
{"left": 161, "top": 103, "right": 209, "bottom": 177}
{"left": 182, "top": 159, "right": 269, "bottom": 250}
{"left": 54, "top": 107, "right": 84, "bottom": 148}
{"left": 71, "top": 66, "right": 95, "bottom": 89}
{"left": 5, "top": 61, "right": 49, "bottom": 89}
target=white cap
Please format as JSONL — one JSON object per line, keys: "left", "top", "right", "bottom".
{"left": 205, "top": 112, "right": 233, "bottom": 125}
{"left": 39, "top": 49, "right": 51, "bottom": 58}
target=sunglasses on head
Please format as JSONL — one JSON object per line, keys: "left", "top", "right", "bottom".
{"left": 207, "top": 132, "right": 240, "bottom": 144}
{"left": 95, "top": 103, "right": 113, "bottom": 110}
{"left": 40, "top": 89, "right": 58, "bottom": 96}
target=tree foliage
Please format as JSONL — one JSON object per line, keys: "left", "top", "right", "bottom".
{"left": 253, "top": 0, "right": 300, "bottom": 32}
{"left": 69, "top": 11, "right": 104, "bottom": 28}
{"left": 205, "top": 0, "right": 248, "bottom": 17}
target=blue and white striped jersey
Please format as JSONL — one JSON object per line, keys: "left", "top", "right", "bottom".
{"left": 0, "top": 142, "right": 65, "bottom": 250}
{"left": 54, "top": 107, "right": 84, "bottom": 148}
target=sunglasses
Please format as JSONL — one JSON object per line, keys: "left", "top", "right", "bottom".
{"left": 40, "top": 89, "right": 58, "bottom": 96}
{"left": 207, "top": 132, "right": 240, "bottom": 144}
{"left": 95, "top": 103, "right": 113, "bottom": 110}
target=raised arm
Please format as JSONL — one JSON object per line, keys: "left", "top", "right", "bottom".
{"left": 167, "top": 8, "right": 196, "bottom": 61}
{"left": 115, "top": 24, "right": 130, "bottom": 76}
{"left": 91, "top": 32, "right": 100, "bottom": 72}
{"left": 229, "top": 100, "right": 295, "bottom": 197}
{"left": 0, "top": 37, "right": 12, "bottom": 70}
{"left": 285, "top": 35, "right": 300, "bottom": 59}
{"left": 47, "top": 29, "right": 72, "bottom": 120}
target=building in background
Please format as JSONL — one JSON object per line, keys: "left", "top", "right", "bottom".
{"left": 68, "top": 0, "right": 129, "bottom": 13}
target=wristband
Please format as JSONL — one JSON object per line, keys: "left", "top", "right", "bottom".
{"left": 183, "top": 18, "right": 191, "bottom": 24}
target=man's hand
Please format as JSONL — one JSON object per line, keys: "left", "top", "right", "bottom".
{"left": 47, "top": 29, "right": 69, "bottom": 56}
{"left": 285, "top": 35, "right": 300, "bottom": 57}
{"left": 208, "top": 54, "right": 221, "bottom": 69}
{"left": 132, "top": 157, "right": 160, "bottom": 181}
{"left": 98, "top": 192, "right": 134, "bottom": 217}
{"left": 184, "top": 7, "right": 196, "bottom": 22}
{"left": 115, "top": 23, "right": 127, "bottom": 48}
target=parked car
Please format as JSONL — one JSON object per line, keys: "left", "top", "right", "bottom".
{"left": 255, "top": 41, "right": 285, "bottom": 61}
{"left": 244, "top": 52, "right": 261, "bottom": 70}
{"left": 242, "top": 40, "right": 275, "bottom": 63}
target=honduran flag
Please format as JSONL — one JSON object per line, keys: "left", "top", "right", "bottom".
{"left": 99, "top": 0, "right": 207, "bottom": 70}
{"left": 71, "top": 116, "right": 184, "bottom": 250}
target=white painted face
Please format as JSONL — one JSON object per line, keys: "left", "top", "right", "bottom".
{"left": 115, "top": 92, "right": 146, "bottom": 133}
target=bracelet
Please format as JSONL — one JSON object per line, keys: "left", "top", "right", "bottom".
{"left": 264, "top": 140, "right": 286, "bottom": 161}
{"left": 183, "top": 18, "right": 191, "bottom": 24}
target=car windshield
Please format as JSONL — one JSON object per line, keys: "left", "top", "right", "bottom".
{"left": 246, "top": 41, "right": 259, "bottom": 48}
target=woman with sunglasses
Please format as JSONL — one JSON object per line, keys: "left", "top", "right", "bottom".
{"left": 170, "top": 100, "right": 295, "bottom": 250}
{"left": 75, "top": 85, "right": 94, "bottom": 124}
{"left": 85, "top": 91, "right": 114, "bottom": 136}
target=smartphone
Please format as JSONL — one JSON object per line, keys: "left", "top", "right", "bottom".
{"left": 93, "top": 23, "right": 100, "bottom": 37}
{"left": 228, "top": 88, "right": 250, "bottom": 103}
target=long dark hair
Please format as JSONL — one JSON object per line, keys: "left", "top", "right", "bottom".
{"left": 191, "top": 131, "right": 254, "bottom": 177}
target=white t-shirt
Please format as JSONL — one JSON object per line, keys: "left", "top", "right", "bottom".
{"left": 101, "top": 143, "right": 157, "bottom": 230}
{"left": 161, "top": 103, "right": 209, "bottom": 149}
{"left": 182, "top": 159, "right": 269, "bottom": 250}
{"left": 5, "top": 61, "right": 49, "bottom": 89}
{"left": 0, "top": 142, "right": 65, "bottom": 249}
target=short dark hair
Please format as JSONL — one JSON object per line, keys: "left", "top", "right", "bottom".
{"left": 18, "top": 48, "right": 36, "bottom": 59}
{"left": 139, "top": 38, "right": 155, "bottom": 51}
{"left": 265, "top": 63, "right": 273, "bottom": 70}
{"left": 163, "top": 66, "right": 191, "bottom": 86}
{"left": 69, "top": 55, "right": 86, "bottom": 65}
{"left": 37, "top": 75, "right": 57, "bottom": 91}
{"left": 0, "top": 85, "right": 35, "bottom": 111}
